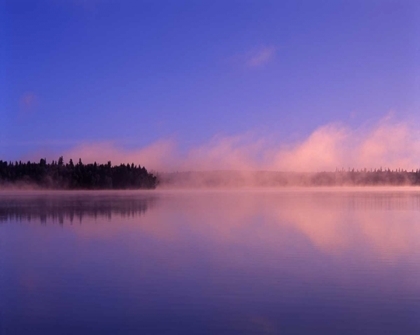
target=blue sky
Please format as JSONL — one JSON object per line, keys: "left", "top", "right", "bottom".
{"left": 1, "top": 0, "right": 419, "bottom": 167}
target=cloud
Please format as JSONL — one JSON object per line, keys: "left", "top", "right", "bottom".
{"left": 246, "top": 46, "right": 277, "bottom": 67}
{"left": 19, "top": 92, "right": 38, "bottom": 114}
{"left": 183, "top": 133, "right": 266, "bottom": 170}
{"left": 272, "top": 117, "right": 420, "bottom": 171}
{"left": 272, "top": 124, "right": 350, "bottom": 171}
{"left": 62, "top": 139, "right": 176, "bottom": 171}
{"left": 55, "top": 115, "right": 420, "bottom": 173}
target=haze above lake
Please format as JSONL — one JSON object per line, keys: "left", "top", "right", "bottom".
{"left": 1, "top": 189, "right": 420, "bottom": 334}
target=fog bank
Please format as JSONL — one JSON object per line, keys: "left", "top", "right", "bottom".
{"left": 60, "top": 116, "right": 420, "bottom": 173}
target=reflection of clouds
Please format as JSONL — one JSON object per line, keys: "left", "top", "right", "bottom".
{"left": 76, "top": 189, "right": 419, "bottom": 283}
{"left": 3, "top": 190, "right": 420, "bottom": 333}
{"left": 152, "top": 190, "right": 420, "bottom": 259}
{"left": 3, "top": 189, "right": 420, "bottom": 260}
{"left": 3, "top": 190, "right": 420, "bottom": 259}
{"left": 267, "top": 191, "right": 420, "bottom": 258}
{"left": 357, "top": 211, "right": 420, "bottom": 258}
{"left": 163, "top": 191, "right": 420, "bottom": 262}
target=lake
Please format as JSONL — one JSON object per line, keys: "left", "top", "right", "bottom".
{"left": 1, "top": 189, "right": 420, "bottom": 334}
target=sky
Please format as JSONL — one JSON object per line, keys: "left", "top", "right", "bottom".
{"left": 1, "top": 0, "right": 420, "bottom": 171}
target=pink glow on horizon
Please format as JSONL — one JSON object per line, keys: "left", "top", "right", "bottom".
{"left": 62, "top": 116, "right": 420, "bottom": 172}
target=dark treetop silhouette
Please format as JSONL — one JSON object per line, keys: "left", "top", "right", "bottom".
{"left": 2, "top": 158, "right": 420, "bottom": 189}
{"left": 0, "top": 157, "right": 157, "bottom": 189}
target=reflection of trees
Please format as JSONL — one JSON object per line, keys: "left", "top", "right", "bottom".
{"left": 280, "top": 192, "right": 420, "bottom": 211}
{"left": 345, "top": 193, "right": 420, "bottom": 211}
{"left": 0, "top": 194, "right": 156, "bottom": 224}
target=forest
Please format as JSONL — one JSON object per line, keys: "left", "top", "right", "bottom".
{"left": 0, "top": 157, "right": 157, "bottom": 189}
{"left": 160, "top": 168, "right": 420, "bottom": 188}
{"left": 2, "top": 158, "right": 420, "bottom": 189}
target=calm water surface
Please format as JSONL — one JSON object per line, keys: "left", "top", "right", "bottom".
{"left": 1, "top": 189, "right": 420, "bottom": 334}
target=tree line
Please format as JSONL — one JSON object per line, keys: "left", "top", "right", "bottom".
{"left": 160, "top": 168, "right": 420, "bottom": 188}
{"left": 310, "top": 168, "right": 420, "bottom": 186}
{"left": 0, "top": 157, "right": 158, "bottom": 189}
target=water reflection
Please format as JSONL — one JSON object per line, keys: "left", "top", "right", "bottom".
{"left": 1, "top": 189, "right": 420, "bottom": 335}
{"left": 0, "top": 191, "right": 156, "bottom": 224}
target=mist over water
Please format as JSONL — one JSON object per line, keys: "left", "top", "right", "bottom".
{"left": 61, "top": 116, "right": 420, "bottom": 173}
{"left": 1, "top": 189, "right": 420, "bottom": 334}
{"left": 9, "top": 116, "right": 419, "bottom": 189}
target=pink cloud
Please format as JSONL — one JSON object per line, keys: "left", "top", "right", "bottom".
{"left": 19, "top": 92, "right": 38, "bottom": 114}
{"left": 64, "top": 140, "right": 176, "bottom": 171}
{"left": 60, "top": 115, "right": 420, "bottom": 174}
{"left": 246, "top": 46, "right": 277, "bottom": 67}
